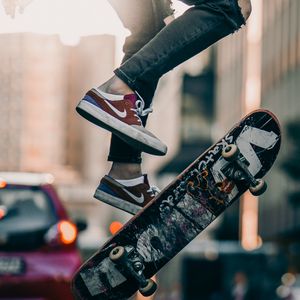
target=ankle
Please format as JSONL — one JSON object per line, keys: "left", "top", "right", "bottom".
{"left": 99, "top": 76, "right": 134, "bottom": 95}
{"left": 237, "top": 0, "right": 252, "bottom": 21}
{"left": 108, "top": 162, "right": 142, "bottom": 179}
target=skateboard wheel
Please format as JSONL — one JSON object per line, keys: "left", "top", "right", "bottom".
{"left": 222, "top": 144, "right": 239, "bottom": 161}
{"left": 139, "top": 279, "right": 157, "bottom": 297}
{"left": 109, "top": 246, "right": 125, "bottom": 262}
{"left": 249, "top": 179, "right": 267, "bottom": 196}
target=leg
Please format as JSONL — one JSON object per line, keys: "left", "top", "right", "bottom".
{"left": 85, "top": 2, "right": 174, "bottom": 215}
{"left": 115, "top": 0, "right": 251, "bottom": 102}
{"left": 108, "top": 0, "right": 174, "bottom": 64}
{"left": 105, "top": 0, "right": 174, "bottom": 173}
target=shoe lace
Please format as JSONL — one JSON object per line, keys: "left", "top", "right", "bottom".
{"left": 147, "top": 185, "right": 161, "bottom": 197}
{"left": 131, "top": 91, "right": 153, "bottom": 118}
{"left": 135, "top": 99, "right": 153, "bottom": 117}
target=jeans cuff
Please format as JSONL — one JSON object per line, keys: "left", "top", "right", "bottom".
{"left": 114, "top": 68, "right": 137, "bottom": 92}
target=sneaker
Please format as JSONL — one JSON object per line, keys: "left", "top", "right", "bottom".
{"left": 94, "top": 175, "right": 160, "bottom": 215}
{"left": 76, "top": 88, "right": 167, "bottom": 156}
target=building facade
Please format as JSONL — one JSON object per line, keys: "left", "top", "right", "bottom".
{"left": 0, "top": 32, "right": 120, "bottom": 245}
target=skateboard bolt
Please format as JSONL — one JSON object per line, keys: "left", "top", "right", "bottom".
{"left": 133, "top": 262, "right": 143, "bottom": 271}
{"left": 225, "top": 146, "right": 231, "bottom": 152}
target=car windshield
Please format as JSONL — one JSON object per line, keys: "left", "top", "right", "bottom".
{"left": 0, "top": 187, "right": 57, "bottom": 250}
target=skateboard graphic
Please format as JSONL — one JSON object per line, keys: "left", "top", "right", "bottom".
{"left": 72, "top": 109, "right": 281, "bottom": 300}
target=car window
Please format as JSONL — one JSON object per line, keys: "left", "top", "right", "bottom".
{"left": 0, "top": 187, "right": 57, "bottom": 234}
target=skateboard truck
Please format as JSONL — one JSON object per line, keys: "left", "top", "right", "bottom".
{"left": 222, "top": 144, "right": 267, "bottom": 196}
{"left": 109, "top": 246, "right": 157, "bottom": 297}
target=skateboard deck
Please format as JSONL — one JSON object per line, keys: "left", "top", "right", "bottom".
{"left": 72, "top": 109, "right": 281, "bottom": 300}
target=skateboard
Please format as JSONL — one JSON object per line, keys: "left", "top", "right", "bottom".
{"left": 72, "top": 109, "right": 281, "bottom": 300}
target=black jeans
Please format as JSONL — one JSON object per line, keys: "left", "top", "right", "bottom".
{"left": 108, "top": 0, "right": 245, "bottom": 163}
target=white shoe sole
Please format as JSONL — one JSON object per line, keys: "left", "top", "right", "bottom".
{"left": 76, "top": 100, "right": 167, "bottom": 156}
{"left": 94, "top": 189, "right": 140, "bottom": 215}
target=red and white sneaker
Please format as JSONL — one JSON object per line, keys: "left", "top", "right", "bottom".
{"left": 76, "top": 88, "right": 167, "bottom": 156}
{"left": 94, "top": 175, "right": 160, "bottom": 215}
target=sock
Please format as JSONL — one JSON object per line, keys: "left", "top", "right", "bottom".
{"left": 95, "top": 88, "right": 124, "bottom": 101}
{"left": 115, "top": 176, "right": 144, "bottom": 187}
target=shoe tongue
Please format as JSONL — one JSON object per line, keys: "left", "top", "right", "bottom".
{"left": 124, "top": 94, "right": 137, "bottom": 106}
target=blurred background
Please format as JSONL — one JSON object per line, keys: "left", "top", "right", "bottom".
{"left": 0, "top": 0, "right": 300, "bottom": 299}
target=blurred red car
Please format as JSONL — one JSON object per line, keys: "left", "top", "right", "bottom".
{"left": 0, "top": 172, "right": 86, "bottom": 300}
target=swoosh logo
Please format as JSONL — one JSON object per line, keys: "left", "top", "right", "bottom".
{"left": 122, "top": 189, "right": 144, "bottom": 204}
{"left": 103, "top": 99, "right": 127, "bottom": 118}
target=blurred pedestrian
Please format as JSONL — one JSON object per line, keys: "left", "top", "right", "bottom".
{"left": 231, "top": 271, "right": 256, "bottom": 300}
{"left": 76, "top": 0, "right": 252, "bottom": 214}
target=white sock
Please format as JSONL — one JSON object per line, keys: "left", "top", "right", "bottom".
{"left": 115, "top": 176, "right": 144, "bottom": 187}
{"left": 95, "top": 88, "right": 124, "bottom": 101}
